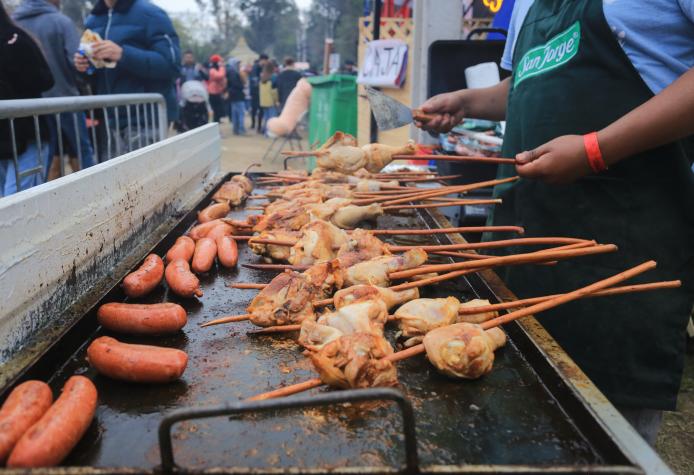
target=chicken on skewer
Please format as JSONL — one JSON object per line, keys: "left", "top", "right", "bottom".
{"left": 393, "top": 297, "right": 500, "bottom": 347}
{"left": 248, "top": 261, "right": 660, "bottom": 400}
{"left": 299, "top": 299, "right": 389, "bottom": 351}
{"left": 208, "top": 249, "right": 429, "bottom": 329}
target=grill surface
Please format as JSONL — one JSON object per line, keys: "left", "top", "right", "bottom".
{"left": 1, "top": 173, "right": 643, "bottom": 473}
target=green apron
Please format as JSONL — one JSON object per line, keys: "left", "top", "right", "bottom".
{"left": 492, "top": 0, "right": 694, "bottom": 410}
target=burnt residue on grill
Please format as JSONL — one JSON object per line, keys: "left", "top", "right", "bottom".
{"left": 1, "top": 174, "right": 633, "bottom": 473}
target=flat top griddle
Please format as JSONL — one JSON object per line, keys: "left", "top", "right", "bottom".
{"left": 1, "top": 173, "right": 642, "bottom": 474}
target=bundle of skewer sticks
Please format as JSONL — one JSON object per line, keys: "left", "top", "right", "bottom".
{"left": 246, "top": 260, "right": 676, "bottom": 401}
{"left": 203, "top": 241, "right": 618, "bottom": 326}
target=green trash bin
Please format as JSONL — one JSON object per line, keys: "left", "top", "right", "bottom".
{"left": 306, "top": 74, "right": 357, "bottom": 170}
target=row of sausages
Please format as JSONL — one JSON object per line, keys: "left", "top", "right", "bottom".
{"left": 86, "top": 204, "right": 241, "bottom": 382}
{"left": 0, "top": 197, "right": 242, "bottom": 467}
{"left": 0, "top": 377, "right": 97, "bottom": 468}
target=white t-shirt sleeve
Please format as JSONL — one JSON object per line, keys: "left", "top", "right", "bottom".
{"left": 500, "top": 0, "right": 535, "bottom": 71}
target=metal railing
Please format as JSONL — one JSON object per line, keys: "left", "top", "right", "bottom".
{"left": 0, "top": 94, "right": 167, "bottom": 194}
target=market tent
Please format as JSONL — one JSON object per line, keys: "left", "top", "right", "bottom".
{"left": 228, "top": 36, "right": 260, "bottom": 66}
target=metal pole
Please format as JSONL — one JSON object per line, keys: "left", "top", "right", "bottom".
{"left": 103, "top": 107, "right": 111, "bottom": 160}
{"left": 89, "top": 109, "right": 99, "bottom": 163}
{"left": 126, "top": 106, "right": 133, "bottom": 153}
{"left": 135, "top": 104, "right": 142, "bottom": 149}
{"left": 73, "top": 113, "right": 82, "bottom": 171}
{"left": 56, "top": 113, "right": 65, "bottom": 177}
{"left": 370, "top": 0, "right": 382, "bottom": 143}
{"left": 114, "top": 106, "right": 121, "bottom": 157}
{"left": 9, "top": 119, "right": 20, "bottom": 193}
{"left": 157, "top": 101, "right": 167, "bottom": 141}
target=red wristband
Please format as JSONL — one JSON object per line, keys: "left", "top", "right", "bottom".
{"left": 583, "top": 132, "right": 607, "bottom": 173}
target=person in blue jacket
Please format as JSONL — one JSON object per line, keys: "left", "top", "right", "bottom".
{"left": 73, "top": 0, "right": 180, "bottom": 131}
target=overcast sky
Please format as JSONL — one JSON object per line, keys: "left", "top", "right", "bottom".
{"left": 153, "top": 0, "right": 312, "bottom": 13}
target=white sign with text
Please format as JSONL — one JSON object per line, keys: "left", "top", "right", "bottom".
{"left": 357, "top": 39, "right": 408, "bottom": 88}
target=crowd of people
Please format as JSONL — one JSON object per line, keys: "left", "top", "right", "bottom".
{"left": 1, "top": 0, "right": 336, "bottom": 196}
{"left": 178, "top": 52, "right": 307, "bottom": 136}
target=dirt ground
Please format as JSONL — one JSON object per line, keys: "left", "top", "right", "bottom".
{"left": 656, "top": 342, "right": 694, "bottom": 475}
{"left": 218, "top": 120, "right": 693, "bottom": 473}
{"left": 217, "top": 118, "right": 307, "bottom": 174}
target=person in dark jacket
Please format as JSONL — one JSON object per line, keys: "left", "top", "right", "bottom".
{"left": 73, "top": 0, "right": 181, "bottom": 132}
{"left": 226, "top": 58, "right": 246, "bottom": 135}
{"left": 0, "top": 1, "right": 54, "bottom": 195}
{"left": 13, "top": 0, "right": 95, "bottom": 177}
{"left": 249, "top": 53, "right": 267, "bottom": 131}
{"left": 275, "top": 56, "right": 302, "bottom": 111}
{"left": 180, "top": 50, "right": 207, "bottom": 84}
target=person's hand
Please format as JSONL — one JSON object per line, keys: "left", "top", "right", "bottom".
{"left": 74, "top": 52, "right": 89, "bottom": 73}
{"left": 515, "top": 135, "right": 593, "bottom": 184}
{"left": 92, "top": 40, "right": 123, "bottom": 62}
{"left": 414, "top": 90, "right": 466, "bottom": 133}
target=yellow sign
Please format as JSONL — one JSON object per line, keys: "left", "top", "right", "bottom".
{"left": 483, "top": 0, "right": 504, "bottom": 13}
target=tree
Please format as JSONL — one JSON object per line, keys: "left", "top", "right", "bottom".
{"left": 305, "top": 0, "right": 361, "bottom": 71}
{"left": 61, "top": 0, "right": 94, "bottom": 29}
{"left": 194, "top": 0, "right": 242, "bottom": 52}
{"left": 239, "top": 0, "right": 300, "bottom": 58}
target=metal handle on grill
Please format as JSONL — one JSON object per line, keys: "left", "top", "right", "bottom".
{"left": 157, "top": 387, "right": 419, "bottom": 473}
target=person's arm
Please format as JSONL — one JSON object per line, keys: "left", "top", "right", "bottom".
{"left": 61, "top": 16, "right": 81, "bottom": 73}
{"left": 94, "top": 9, "right": 180, "bottom": 80}
{"left": 415, "top": 78, "right": 510, "bottom": 132}
{"left": 516, "top": 67, "right": 694, "bottom": 184}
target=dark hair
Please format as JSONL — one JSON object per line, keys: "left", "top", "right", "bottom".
{"left": 283, "top": 56, "right": 295, "bottom": 67}
{"left": 259, "top": 53, "right": 269, "bottom": 60}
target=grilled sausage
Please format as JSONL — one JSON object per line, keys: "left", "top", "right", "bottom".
{"left": 97, "top": 302, "right": 187, "bottom": 335}
{"left": 0, "top": 381, "right": 53, "bottom": 464}
{"left": 87, "top": 336, "right": 188, "bottom": 383}
{"left": 188, "top": 219, "right": 224, "bottom": 240}
{"left": 205, "top": 223, "right": 233, "bottom": 242}
{"left": 7, "top": 376, "right": 97, "bottom": 468}
{"left": 197, "top": 202, "right": 230, "bottom": 223}
{"left": 122, "top": 254, "right": 164, "bottom": 298}
{"left": 165, "top": 259, "right": 203, "bottom": 298}
{"left": 216, "top": 235, "right": 239, "bottom": 268}
{"left": 191, "top": 237, "right": 217, "bottom": 273}
{"left": 166, "top": 236, "right": 195, "bottom": 263}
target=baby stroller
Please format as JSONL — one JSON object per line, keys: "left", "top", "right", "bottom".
{"left": 178, "top": 80, "right": 210, "bottom": 132}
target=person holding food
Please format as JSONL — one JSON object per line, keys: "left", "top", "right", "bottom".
{"left": 416, "top": 0, "right": 694, "bottom": 445}
{"left": 73, "top": 0, "right": 181, "bottom": 132}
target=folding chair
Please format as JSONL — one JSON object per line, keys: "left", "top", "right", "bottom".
{"left": 261, "top": 111, "right": 307, "bottom": 163}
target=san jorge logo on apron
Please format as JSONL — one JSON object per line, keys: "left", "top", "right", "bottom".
{"left": 514, "top": 21, "right": 581, "bottom": 86}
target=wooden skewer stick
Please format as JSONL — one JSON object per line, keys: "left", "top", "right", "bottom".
{"left": 369, "top": 225, "right": 525, "bottom": 236}
{"left": 459, "top": 280, "right": 681, "bottom": 315}
{"left": 231, "top": 226, "right": 524, "bottom": 242}
{"left": 243, "top": 263, "right": 309, "bottom": 271}
{"left": 247, "top": 260, "right": 658, "bottom": 401}
{"left": 200, "top": 314, "right": 252, "bottom": 327}
{"left": 229, "top": 283, "right": 268, "bottom": 289}
{"left": 243, "top": 236, "right": 577, "bottom": 251}
{"left": 391, "top": 154, "right": 516, "bottom": 164}
{"left": 383, "top": 199, "right": 501, "bottom": 211}
{"left": 390, "top": 244, "right": 616, "bottom": 280}
{"left": 354, "top": 176, "right": 519, "bottom": 206}
{"left": 387, "top": 237, "right": 590, "bottom": 253}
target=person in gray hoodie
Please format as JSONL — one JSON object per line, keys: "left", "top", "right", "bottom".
{"left": 13, "top": 0, "right": 95, "bottom": 177}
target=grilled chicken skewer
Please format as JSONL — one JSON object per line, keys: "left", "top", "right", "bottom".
{"left": 247, "top": 261, "right": 660, "bottom": 400}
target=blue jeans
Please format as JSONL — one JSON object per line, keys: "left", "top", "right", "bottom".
{"left": 3, "top": 142, "right": 49, "bottom": 195}
{"left": 261, "top": 106, "right": 278, "bottom": 134}
{"left": 49, "top": 112, "right": 95, "bottom": 172}
{"left": 229, "top": 100, "right": 246, "bottom": 134}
